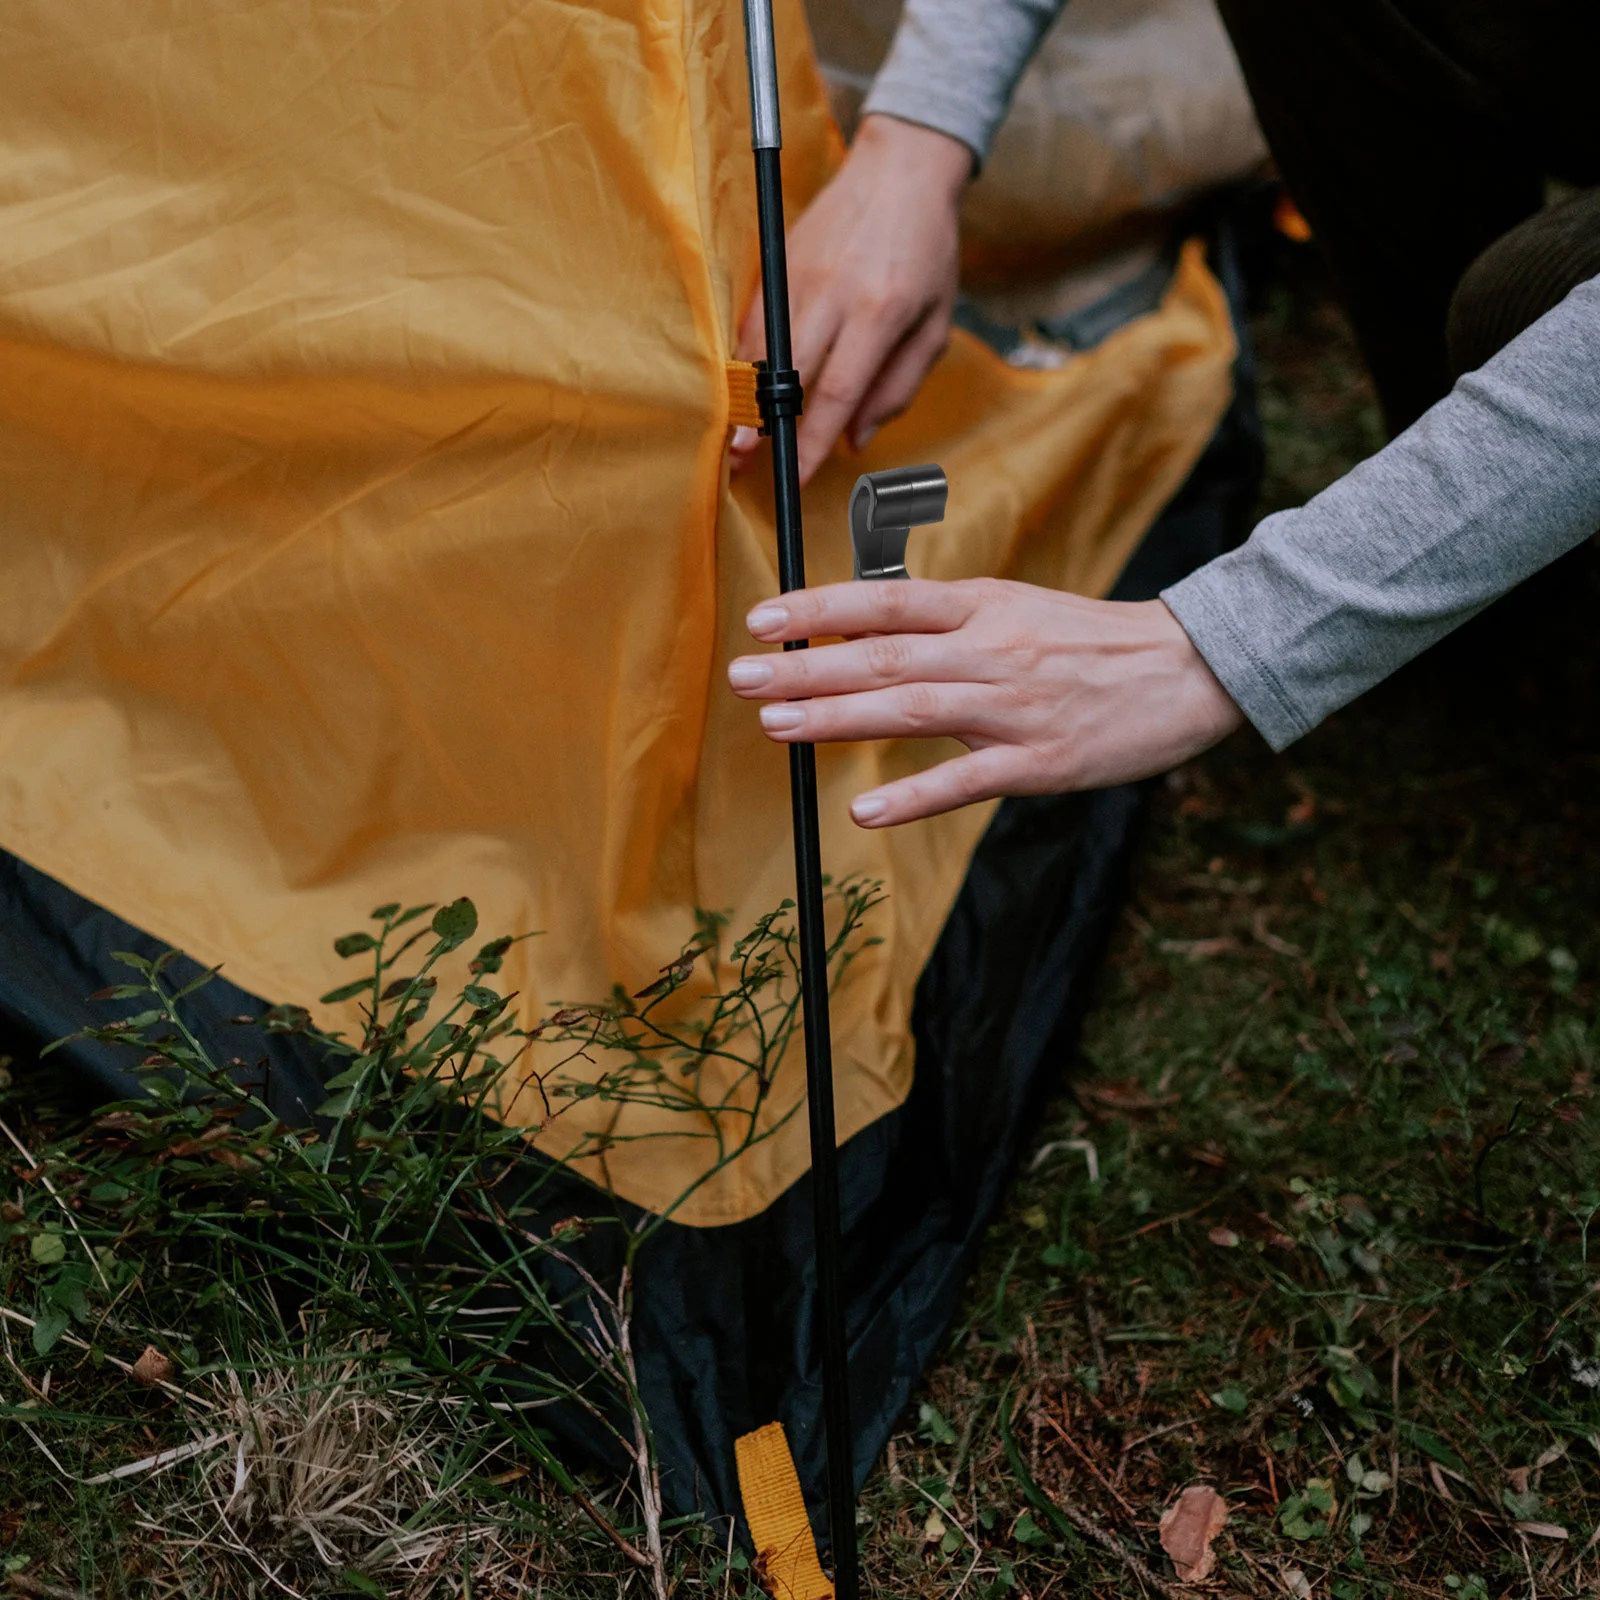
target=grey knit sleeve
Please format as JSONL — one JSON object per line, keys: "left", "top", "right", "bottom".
{"left": 1161, "top": 274, "right": 1600, "bottom": 752}
{"left": 859, "top": 0, "right": 1067, "bottom": 164}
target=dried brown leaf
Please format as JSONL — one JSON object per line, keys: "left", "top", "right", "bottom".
{"left": 1159, "top": 1483, "right": 1228, "bottom": 1582}
{"left": 131, "top": 1345, "right": 176, "bottom": 1386}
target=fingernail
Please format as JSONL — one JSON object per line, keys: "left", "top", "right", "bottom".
{"left": 853, "top": 422, "right": 880, "bottom": 452}
{"left": 727, "top": 658, "right": 772, "bottom": 689}
{"left": 760, "top": 705, "right": 805, "bottom": 732}
{"left": 747, "top": 604, "right": 789, "bottom": 637}
{"left": 731, "top": 426, "right": 759, "bottom": 452}
{"left": 851, "top": 795, "right": 887, "bottom": 823}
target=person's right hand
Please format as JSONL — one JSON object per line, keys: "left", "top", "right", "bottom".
{"left": 731, "top": 114, "right": 972, "bottom": 487}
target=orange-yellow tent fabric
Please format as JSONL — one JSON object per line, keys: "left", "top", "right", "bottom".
{"left": 0, "top": 0, "right": 1233, "bottom": 1224}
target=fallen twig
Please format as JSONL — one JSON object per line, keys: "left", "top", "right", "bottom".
{"left": 1121, "top": 1416, "right": 1201, "bottom": 1453}
{"left": 1000, "top": 1394, "right": 1180, "bottom": 1600}
{"left": 7, "top": 1575, "right": 91, "bottom": 1600}
{"left": 1040, "top": 1407, "right": 1140, "bottom": 1519}
{"left": 81, "top": 1430, "right": 229, "bottom": 1485}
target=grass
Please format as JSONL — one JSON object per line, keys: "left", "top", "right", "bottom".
{"left": 850, "top": 248, "right": 1600, "bottom": 1598}
{"left": 4, "top": 247, "right": 1599, "bottom": 1597}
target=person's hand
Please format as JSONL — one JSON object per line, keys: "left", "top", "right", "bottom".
{"left": 730, "top": 114, "right": 971, "bottom": 487}
{"left": 726, "top": 579, "right": 1245, "bottom": 825}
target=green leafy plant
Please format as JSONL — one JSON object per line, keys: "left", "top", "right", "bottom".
{"left": 1278, "top": 1477, "right": 1338, "bottom": 1540}
{"left": 4, "top": 879, "right": 883, "bottom": 1598}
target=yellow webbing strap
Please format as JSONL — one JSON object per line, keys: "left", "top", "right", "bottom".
{"left": 726, "top": 359, "right": 764, "bottom": 430}
{"left": 735, "top": 1422, "right": 835, "bottom": 1599}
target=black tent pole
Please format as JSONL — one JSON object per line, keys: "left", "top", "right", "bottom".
{"left": 738, "top": 3, "right": 859, "bottom": 1596}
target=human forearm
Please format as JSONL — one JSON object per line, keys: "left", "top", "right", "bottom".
{"left": 1164, "top": 275, "right": 1600, "bottom": 751}
{"left": 861, "top": 0, "right": 1068, "bottom": 165}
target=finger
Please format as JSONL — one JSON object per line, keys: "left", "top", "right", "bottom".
{"left": 745, "top": 577, "right": 983, "bottom": 645}
{"left": 849, "top": 312, "right": 951, "bottom": 452}
{"left": 849, "top": 746, "right": 1033, "bottom": 827}
{"left": 789, "top": 281, "right": 845, "bottom": 394}
{"left": 728, "top": 630, "right": 975, "bottom": 701}
{"left": 795, "top": 309, "right": 917, "bottom": 485}
{"left": 728, "top": 425, "right": 762, "bottom": 478}
{"left": 755, "top": 680, "right": 995, "bottom": 746}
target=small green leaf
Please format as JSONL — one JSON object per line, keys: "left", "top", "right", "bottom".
{"left": 1304, "top": 1478, "right": 1338, "bottom": 1514}
{"left": 110, "top": 951, "right": 154, "bottom": 976}
{"left": 32, "top": 1308, "right": 69, "bottom": 1357}
{"left": 172, "top": 964, "right": 224, "bottom": 1000}
{"left": 370, "top": 902, "right": 401, "bottom": 921}
{"left": 1502, "top": 1488, "right": 1542, "bottom": 1520}
{"left": 88, "top": 984, "right": 148, "bottom": 1002}
{"left": 1398, "top": 1422, "right": 1465, "bottom": 1473}
{"left": 261, "top": 1004, "right": 312, "bottom": 1033}
{"left": 1011, "top": 1511, "right": 1050, "bottom": 1548}
{"left": 317, "top": 1091, "right": 358, "bottom": 1118}
{"left": 1481, "top": 915, "right": 1543, "bottom": 968}
{"left": 1278, "top": 1481, "right": 1336, "bottom": 1540}
{"left": 1327, "top": 1371, "right": 1369, "bottom": 1411}
{"left": 45, "top": 1266, "right": 90, "bottom": 1321}
{"left": 462, "top": 984, "right": 502, "bottom": 1011}
{"left": 30, "top": 1232, "right": 66, "bottom": 1265}
{"left": 473, "top": 935, "right": 516, "bottom": 973}
{"left": 1278, "top": 1499, "right": 1319, "bottom": 1540}
{"left": 320, "top": 978, "right": 375, "bottom": 1005}
{"left": 1211, "top": 1386, "right": 1249, "bottom": 1414}
{"left": 334, "top": 932, "right": 379, "bottom": 959}
{"left": 918, "top": 1402, "right": 957, "bottom": 1445}
{"left": 382, "top": 974, "right": 436, "bottom": 1002}
{"left": 338, "top": 1571, "right": 387, "bottom": 1598}
{"left": 431, "top": 898, "right": 478, "bottom": 950}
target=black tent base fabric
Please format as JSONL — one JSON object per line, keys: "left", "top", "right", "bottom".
{"left": 0, "top": 212, "right": 1262, "bottom": 1542}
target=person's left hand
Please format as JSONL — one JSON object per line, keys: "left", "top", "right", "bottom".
{"left": 726, "top": 578, "right": 1244, "bottom": 825}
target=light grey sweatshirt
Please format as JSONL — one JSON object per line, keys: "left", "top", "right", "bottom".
{"left": 863, "top": 0, "right": 1600, "bottom": 750}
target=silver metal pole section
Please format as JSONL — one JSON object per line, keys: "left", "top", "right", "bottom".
{"left": 742, "top": 0, "right": 782, "bottom": 150}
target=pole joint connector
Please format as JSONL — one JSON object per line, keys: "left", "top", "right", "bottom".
{"left": 754, "top": 359, "right": 803, "bottom": 435}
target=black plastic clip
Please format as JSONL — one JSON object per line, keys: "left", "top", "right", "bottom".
{"left": 754, "top": 359, "right": 804, "bottom": 436}
{"left": 849, "top": 464, "right": 948, "bottom": 580}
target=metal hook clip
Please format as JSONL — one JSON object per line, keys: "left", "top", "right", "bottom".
{"left": 849, "top": 464, "right": 947, "bottom": 581}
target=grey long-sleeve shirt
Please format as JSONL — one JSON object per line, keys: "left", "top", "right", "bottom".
{"left": 1164, "top": 278, "right": 1600, "bottom": 749}
{"left": 862, "top": 0, "right": 1600, "bottom": 750}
